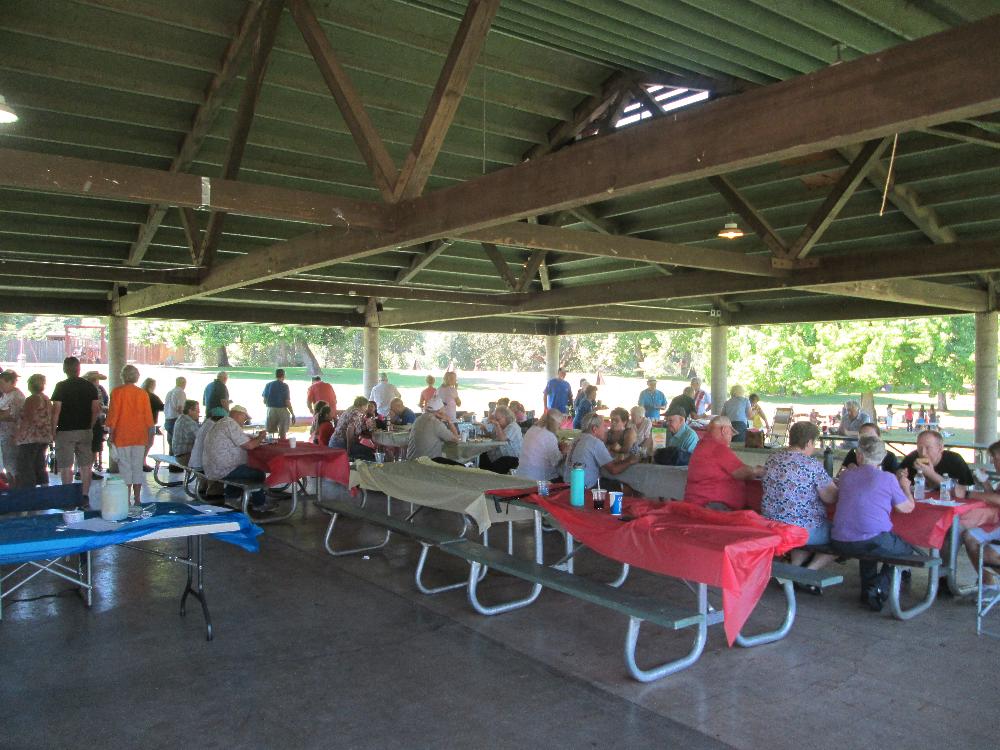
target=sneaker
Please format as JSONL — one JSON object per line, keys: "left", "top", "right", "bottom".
{"left": 863, "top": 585, "right": 886, "bottom": 612}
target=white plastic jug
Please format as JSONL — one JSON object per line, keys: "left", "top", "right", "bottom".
{"left": 101, "top": 475, "right": 130, "bottom": 521}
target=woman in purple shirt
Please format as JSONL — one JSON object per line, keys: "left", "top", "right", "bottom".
{"left": 832, "top": 435, "right": 915, "bottom": 611}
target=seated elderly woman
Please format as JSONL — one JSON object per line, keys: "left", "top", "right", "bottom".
{"left": 518, "top": 410, "right": 564, "bottom": 481}
{"left": 762, "top": 422, "right": 838, "bottom": 577}
{"left": 722, "top": 385, "right": 752, "bottom": 443}
{"left": 329, "top": 395, "right": 376, "bottom": 461}
{"left": 605, "top": 407, "right": 638, "bottom": 460}
{"left": 478, "top": 405, "right": 523, "bottom": 474}
{"left": 629, "top": 405, "right": 653, "bottom": 458}
{"left": 562, "top": 412, "right": 637, "bottom": 491}
{"left": 839, "top": 422, "right": 898, "bottom": 474}
{"left": 831, "top": 435, "right": 915, "bottom": 611}
{"left": 684, "top": 416, "right": 764, "bottom": 510}
{"left": 510, "top": 400, "right": 533, "bottom": 434}
{"left": 572, "top": 384, "right": 598, "bottom": 429}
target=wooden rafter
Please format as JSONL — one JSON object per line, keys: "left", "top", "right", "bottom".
{"left": 0, "top": 260, "right": 198, "bottom": 286}
{"left": 481, "top": 242, "right": 519, "bottom": 291}
{"left": 198, "top": 0, "right": 285, "bottom": 268}
{"left": 178, "top": 207, "right": 204, "bottom": 264}
{"left": 810, "top": 279, "right": 988, "bottom": 312}
{"left": 514, "top": 250, "right": 547, "bottom": 292}
{"left": 786, "top": 137, "right": 890, "bottom": 259}
{"left": 708, "top": 174, "right": 788, "bottom": 256}
{"left": 392, "top": 0, "right": 500, "bottom": 201}
{"left": 258, "top": 275, "right": 516, "bottom": 305}
{"left": 287, "top": 0, "right": 399, "bottom": 200}
{"left": 126, "top": 0, "right": 266, "bottom": 266}
{"left": 395, "top": 239, "right": 453, "bottom": 284}
{"left": 924, "top": 122, "right": 1000, "bottom": 150}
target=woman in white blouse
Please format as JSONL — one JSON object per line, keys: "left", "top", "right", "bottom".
{"left": 629, "top": 405, "right": 653, "bottom": 458}
{"left": 437, "top": 371, "right": 461, "bottom": 421}
{"left": 518, "top": 410, "right": 565, "bottom": 481}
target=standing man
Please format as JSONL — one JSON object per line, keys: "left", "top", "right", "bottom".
{"left": 163, "top": 376, "right": 187, "bottom": 451}
{"left": 543, "top": 368, "right": 572, "bottom": 416}
{"left": 637, "top": 378, "right": 667, "bottom": 420}
{"left": 306, "top": 374, "right": 337, "bottom": 417}
{"left": 691, "top": 377, "right": 712, "bottom": 417}
{"left": 0, "top": 370, "right": 26, "bottom": 483}
{"left": 369, "top": 372, "right": 400, "bottom": 417}
{"left": 262, "top": 368, "right": 294, "bottom": 439}
{"left": 50, "top": 356, "right": 100, "bottom": 504}
{"left": 203, "top": 371, "right": 230, "bottom": 418}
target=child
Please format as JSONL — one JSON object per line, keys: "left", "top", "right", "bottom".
{"left": 904, "top": 404, "right": 914, "bottom": 432}
{"left": 885, "top": 404, "right": 894, "bottom": 431}
{"left": 748, "top": 393, "right": 770, "bottom": 431}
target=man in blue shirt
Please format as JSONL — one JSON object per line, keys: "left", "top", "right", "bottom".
{"left": 637, "top": 378, "right": 667, "bottom": 420}
{"left": 543, "top": 368, "right": 572, "bottom": 414}
{"left": 262, "top": 369, "right": 294, "bottom": 439}
{"left": 655, "top": 407, "right": 699, "bottom": 466}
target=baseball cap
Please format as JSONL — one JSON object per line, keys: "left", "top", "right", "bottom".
{"left": 426, "top": 396, "right": 444, "bottom": 411}
{"left": 666, "top": 407, "right": 688, "bottom": 418}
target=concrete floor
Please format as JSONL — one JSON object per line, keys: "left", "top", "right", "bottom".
{"left": 2, "top": 477, "right": 998, "bottom": 750}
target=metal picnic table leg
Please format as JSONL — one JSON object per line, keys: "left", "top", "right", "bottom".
{"left": 552, "top": 530, "right": 629, "bottom": 587}
{"left": 945, "top": 514, "right": 976, "bottom": 596}
{"left": 179, "top": 536, "right": 213, "bottom": 641}
{"left": 625, "top": 582, "right": 708, "bottom": 682}
{"left": 466, "top": 511, "right": 544, "bottom": 615}
{"left": 735, "top": 579, "right": 796, "bottom": 647}
{"left": 322, "top": 491, "right": 393, "bottom": 556}
{"left": 888, "top": 553, "right": 940, "bottom": 620}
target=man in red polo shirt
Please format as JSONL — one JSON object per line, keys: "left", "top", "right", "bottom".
{"left": 684, "top": 416, "right": 764, "bottom": 510}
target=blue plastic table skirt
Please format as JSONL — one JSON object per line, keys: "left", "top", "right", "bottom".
{"left": 0, "top": 502, "right": 262, "bottom": 565}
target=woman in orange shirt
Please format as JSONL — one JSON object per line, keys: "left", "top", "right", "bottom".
{"left": 106, "top": 364, "right": 154, "bottom": 504}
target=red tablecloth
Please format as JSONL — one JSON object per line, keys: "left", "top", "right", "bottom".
{"left": 891, "top": 500, "right": 987, "bottom": 549}
{"left": 248, "top": 441, "right": 350, "bottom": 488}
{"left": 520, "top": 489, "right": 807, "bottom": 645}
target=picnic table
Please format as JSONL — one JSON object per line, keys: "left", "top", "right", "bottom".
{"left": 0, "top": 501, "right": 261, "bottom": 639}
{"left": 443, "top": 438, "right": 507, "bottom": 466}
{"left": 247, "top": 439, "right": 350, "bottom": 508}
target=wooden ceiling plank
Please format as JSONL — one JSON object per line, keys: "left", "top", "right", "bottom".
{"left": 461, "top": 222, "right": 775, "bottom": 276}
{"left": 787, "top": 137, "right": 891, "bottom": 259}
{"left": 257, "top": 276, "right": 516, "bottom": 305}
{"left": 707, "top": 174, "right": 789, "bottom": 257}
{"left": 126, "top": 0, "right": 267, "bottom": 266}
{"left": 287, "top": 0, "right": 399, "bottom": 201}
{"left": 198, "top": 0, "right": 286, "bottom": 269}
{"left": 392, "top": 0, "right": 501, "bottom": 201}
{"left": 481, "top": 242, "right": 519, "bottom": 290}
{"left": 0, "top": 260, "right": 198, "bottom": 285}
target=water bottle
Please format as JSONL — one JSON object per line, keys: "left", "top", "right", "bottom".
{"left": 914, "top": 472, "right": 926, "bottom": 501}
{"left": 939, "top": 473, "right": 951, "bottom": 502}
{"left": 569, "top": 463, "right": 585, "bottom": 507}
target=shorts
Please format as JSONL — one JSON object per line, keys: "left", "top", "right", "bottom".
{"left": 56, "top": 429, "right": 95, "bottom": 472}
{"left": 806, "top": 521, "right": 831, "bottom": 546}
{"left": 114, "top": 444, "right": 146, "bottom": 485}
{"left": 266, "top": 407, "right": 291, "bottom": 435}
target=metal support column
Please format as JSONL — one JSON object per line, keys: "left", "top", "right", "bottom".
{"left": 710, "top": 324, "right": 728, "bottom": 416}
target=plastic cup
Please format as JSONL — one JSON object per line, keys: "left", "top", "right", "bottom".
{"left": 536, "top": 479, "right": 549, "bottom": 496}
{"left": 374, "top": 452, "right": 386, "bottom": 464}
{"left": 288, "top": 437, "right": 297, "bottom": 449}
{"left": 591, "top": 488, "right": 607, "bottom": 510}
{"left": 609, "top": 491, "right": 623, "bottom": 516}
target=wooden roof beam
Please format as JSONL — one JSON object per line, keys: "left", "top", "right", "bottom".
{"left": 126, "top": 0, "right": 266, "bottom": 266}
{"left": 481, "top": 242, "right": 519, "bottom": 291}
{"left": 394, "top": 239, "right": 453, "bottom": 284}
{"left": 199, "top": 0, "right": 285, "bottom": 269}
{"left": 0, "top": 260, "right": 198, "bottom": 286}
{"left": 461, "top": 222, "right": 775, "bottom": 276}
{"left": 0, "top": 148, "right": 390, "bottom": 229}
{"left": 808, "top": 279, "right": 988, "bottom": 312}
{"left": 287, "top": 0, "right": 399, "bottom": 201}
{"left": 514, "top": 250, "right": 547, "bottom": 293}
{"left": 392, "top": 0, "right": 500, "bottom": 201}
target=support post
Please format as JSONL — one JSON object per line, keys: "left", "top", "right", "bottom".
{"left": 974, "top": 311, "right": 998, "bottom": 447}
{"left": 710, "top": 325, "right": 727, "bottom": 416}
{"left": 108, "top": 314, "right": 127, "bottom": 390}
{"left": 545, "top": 335, "right": 559, "bottom": 381}
{"left": 363, "top": 325, "right": 379, "bottom": 397}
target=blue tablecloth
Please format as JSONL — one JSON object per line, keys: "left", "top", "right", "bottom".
{"left": 0, "top": 502, "right": 262, "bottom": 565}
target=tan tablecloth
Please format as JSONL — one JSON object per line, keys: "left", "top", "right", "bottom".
{"left": 354, "top": 457, "right": 537, "bottom": 532}
{"left": 603, "top": 463, "right": 688, "bottom": 500}
{"left": 372, "top": 430, "right": 409, "bottom": 449}
{"left": 443, "top": 439, "right": 507, "bottom": 463}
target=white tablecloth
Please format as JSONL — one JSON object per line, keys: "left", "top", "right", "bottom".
{"left": 354, "top": 457, "right": 537, "bottom": 532}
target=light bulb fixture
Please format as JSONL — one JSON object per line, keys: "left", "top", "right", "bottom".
{"left": 0, "top": 95, "right": 18, "bottom": 124}
{"left": 717, "top": 216, "right": 744, "bottom": 240}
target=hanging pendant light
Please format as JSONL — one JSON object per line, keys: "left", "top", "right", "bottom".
{"left": 0, "top": 95, "right": 17, "bottom": 124}
{"left": 717, "top": 214, "right": 744, "bottom": 239}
